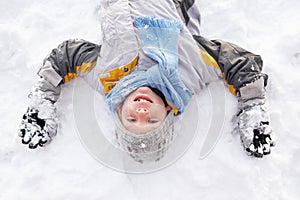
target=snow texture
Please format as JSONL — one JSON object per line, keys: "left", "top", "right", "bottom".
{"left": 1, "top": 0, "right": 300, "bottom": 199}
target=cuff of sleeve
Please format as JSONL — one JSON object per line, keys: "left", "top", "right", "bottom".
{"left": 38, "top": 61, "right": 63, "bottom": 87}
{"left": 239, "top": 77, "right": 265, "bottom": 100}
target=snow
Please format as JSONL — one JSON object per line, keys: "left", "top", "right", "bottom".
{"left": 1, "top": 0, "right": 300, "bottom": 199}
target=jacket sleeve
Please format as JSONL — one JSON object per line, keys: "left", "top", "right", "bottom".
{"left": 173, "top": 0, "right": 201, "bottom": 36}
{"left": 34, "top": 39, "right": 101, "bottom": 103}
{"left": 37, "top": 39, "right": 101, "bottom": 87}
{"left": 193, "top": 35, "right": 268, "bottom": 97}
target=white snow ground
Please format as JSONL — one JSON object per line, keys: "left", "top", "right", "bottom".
{"left": 1, "top": 0, "right": 300, "bottom": 199}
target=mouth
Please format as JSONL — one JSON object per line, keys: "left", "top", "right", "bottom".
{"left": 134, "top": 95, "right": 153, "bottom": 103}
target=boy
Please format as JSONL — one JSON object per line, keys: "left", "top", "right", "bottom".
{"left": 19, "top": 0, "right": 275, "bottom": 162}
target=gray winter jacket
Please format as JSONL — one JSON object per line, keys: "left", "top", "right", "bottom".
{"left": 36, "top": 0, "right": 268, "bottom": 103}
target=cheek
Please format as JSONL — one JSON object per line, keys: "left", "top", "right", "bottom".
{"left": 120, "top": 98, "right": 130, "bottom": 112}
{"left": 120, "top": 102, "right": 135, "bottom": 117}
{"left": 153, "top": 96, "right": 166, "bottom": 107}
{"left": 150, "top": 107, "right": 167, "bottom": 119}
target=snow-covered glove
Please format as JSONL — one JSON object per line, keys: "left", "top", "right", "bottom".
{"left": 235, "top": 98, "right": 275, "bottom": 158}
{"left": 19, "top": 90, "right": 58, "bottom": 149}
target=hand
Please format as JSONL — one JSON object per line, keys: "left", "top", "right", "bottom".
{"left": 19, "top": 100, "right": 58, "bottom": 149}
{"left": 236, "top": 99, "right": 275, "bottom": 158}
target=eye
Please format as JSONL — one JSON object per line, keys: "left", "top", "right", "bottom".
{"left": 127, "top": 117, "right": 136, "bottom": 122}
{"left": 148, "top": 119, "right": 159, "bottom": 124}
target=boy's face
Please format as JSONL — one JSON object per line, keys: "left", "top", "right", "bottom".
{"left": 118, "top": 87, "right": 171, "bottom": 134}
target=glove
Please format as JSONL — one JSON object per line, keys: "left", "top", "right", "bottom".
{"left": 19, "top": 91, "right": 58, "bottom": 149}
{"left": 235, "top": 98, "right": 275, "bottom": 158}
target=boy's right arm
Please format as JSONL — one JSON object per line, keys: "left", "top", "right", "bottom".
{"left": 19, "top": 39, "right": 101, "bottom": 149}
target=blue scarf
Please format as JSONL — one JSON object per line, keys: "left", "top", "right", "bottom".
{"left": 106, "top": 16, "right": 192, "bottom": 115}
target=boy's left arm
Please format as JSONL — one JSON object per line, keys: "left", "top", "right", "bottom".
{"left": 193, "top": 35, "right": 275, "bottom": 157}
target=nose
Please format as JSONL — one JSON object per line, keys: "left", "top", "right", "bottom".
{"left": 136, "top": 108, "right": 149, "bottom": 114}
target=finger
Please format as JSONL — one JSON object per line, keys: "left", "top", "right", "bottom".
{"left": 263, "top": 133, "right": 275, "bottom": 147}
{"left": 268, "top": 134, "right": 276, "bottom": 147}
{"left": 260, "top": 135, "right": 271, "bottom": 155}
{"left": 245, "top": 144, "right": 256, "bottom": 156}
{"left": 19, "top": 120, "right": 26, "bottom": 137}
{"left": 29, "top": 142, "right": 39, "bottom": 149}
{"left": 245, "top": 146, "right": 263, "bottom": 158}
{"left": 19, "top": 128, "right": 26, "bottom": 138}
{"left": 252, "top": 143, "right": 264, "bottom": 158}
{"left": 253, "top": 149, "right": 263, "bottom": 158}
{"left": 38, "top": 132, "right": 51, "bottom": 147}
{"left": 253, "top": 134, "right": 261, "bottom": 149}
{"left": 263, "top": 143, "right": 271, "bottom": 155}
{"left": 29, "top": 131, "right": 42, "bottom": 147}
{"left": 22, "top": 130, "right": 32, "bottom": 144}
{"left": 22, "top": 137, "right": 31, "bottom": 145}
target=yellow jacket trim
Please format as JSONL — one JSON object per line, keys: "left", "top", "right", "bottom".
{"left": 64, "top": 62, "right": 97, "bottom": 83}
{"left": 200, "top": 50, "right": 237, "bottom": 96}
{"left": 99, "top": 54, "right": 139, "bottom": 94}
{"left": 200, "top": 50, "right": 221, "bottom": 70}
{"left": 173, "top": 106, "right": 179, "bottom": 116}
{"left": 227, "top": 84, "right": 237, "bottom": 95}
{"left": 64, "top": 72, "right": 77, "bottom": 83}
{"left": 80, "top": 61, "right": 97, "bottom": 74}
